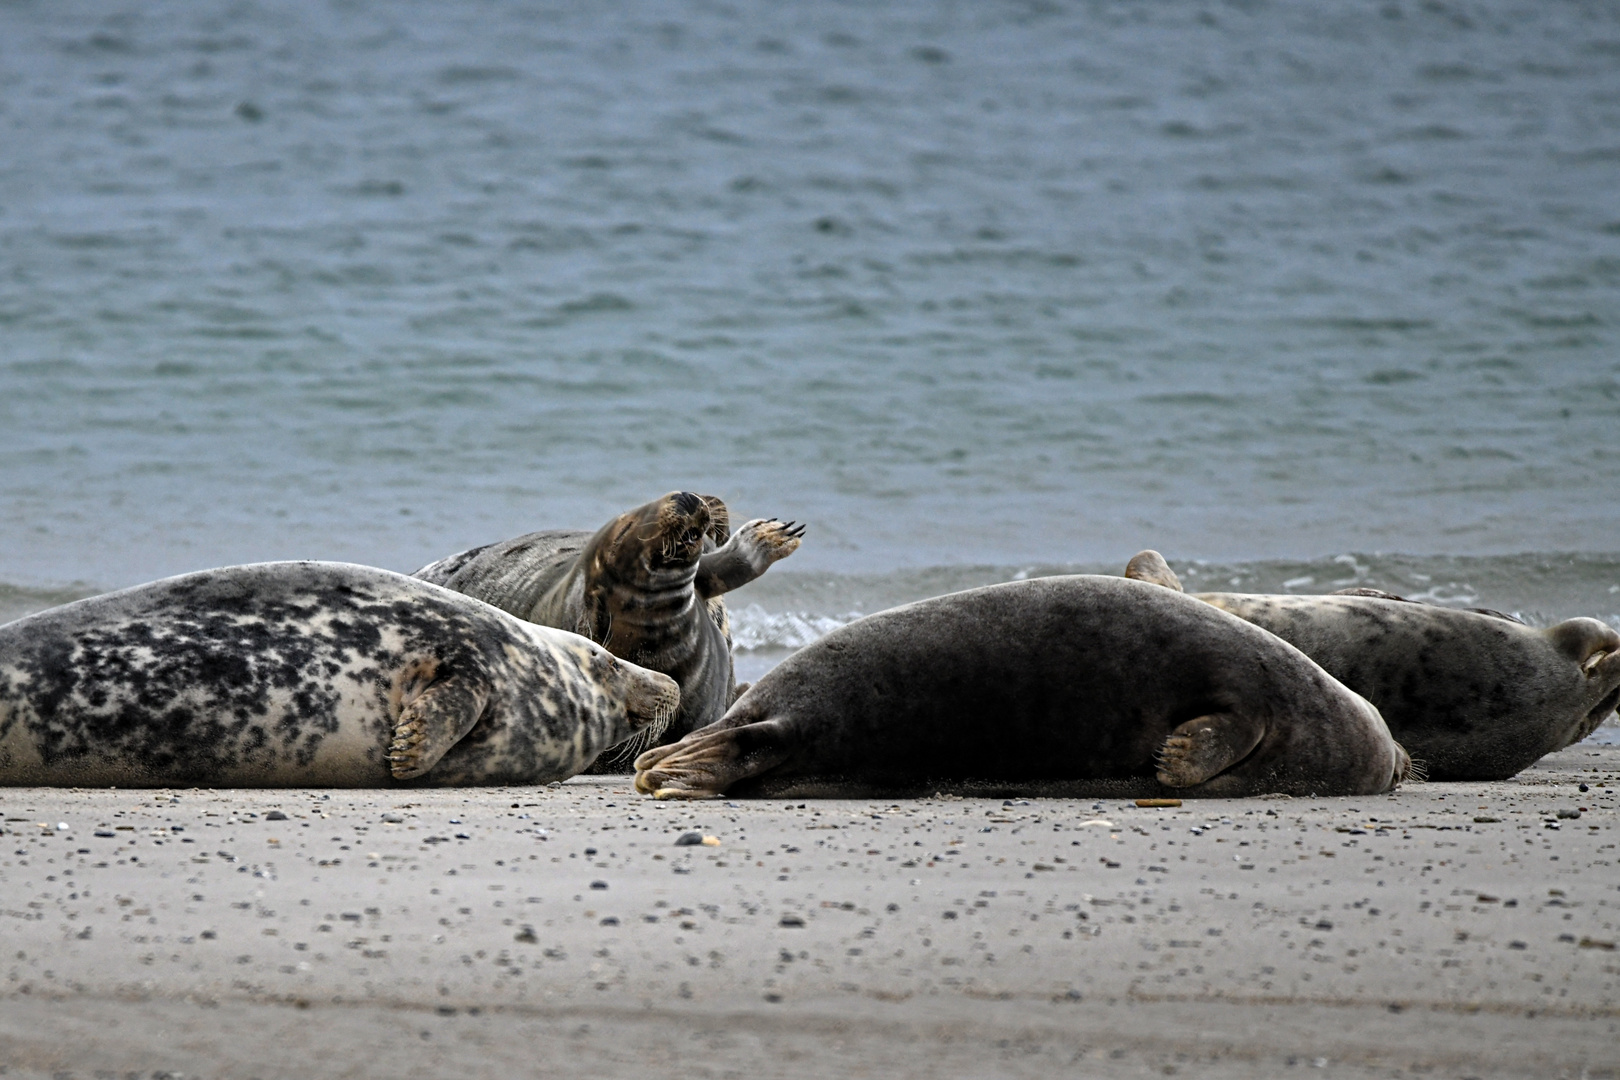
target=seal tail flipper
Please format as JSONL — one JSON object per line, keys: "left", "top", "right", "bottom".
{"left": 695, "top": 519, "right": 806, "bottom": 599}
{"left": 1124, "top": 550, "right": 1183, "bottom": 592}
{"left": 1155, "top": 712, "right": 1265, "bottom": 787}
{"left": 388, "top": 674, "right": 491, "bottom": 780}
{"left": 633, "top": 720, "right": 792, "bottom": 799}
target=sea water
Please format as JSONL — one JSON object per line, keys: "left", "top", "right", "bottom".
{"left": 2, "top": 1, "right": 1617, "bottom": 723}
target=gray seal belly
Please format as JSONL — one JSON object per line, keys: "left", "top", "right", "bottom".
{"left": 634, "top": 576, "right": 1408, "bottom": 800}
{"left": 0, "top": 562, "right": 677, "bottom": 788}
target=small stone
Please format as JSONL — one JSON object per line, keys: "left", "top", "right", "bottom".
{"left": 590, "top": 880, "right": 608, "bottom": 890}
{"left": 1556, "top": 808, "right": 1581, "bottom": 819}
{"left": 514, "top": 926, "right": 538, "bottom": 944}
{"left": 382, "top": 813, "right": 405, "bottom": 824}
{"left": 674, "top": 832, "right": 705, "bottom": 846}
{"left": 265, "top": 810, "right": 288, "bottom": 822}
{"left": 779, "top": 914, "right": 805, "bottom": 928}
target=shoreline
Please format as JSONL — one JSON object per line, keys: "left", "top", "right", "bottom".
{"left": 2, "top": 744, "right": 1618, "bottom": 1078}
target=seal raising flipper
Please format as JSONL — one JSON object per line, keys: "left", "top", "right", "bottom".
{"left": 388, "top": 672, "right": 491, "bottom": 780}
{"left": 635, "top": 576, "right": 1407, "bottom": 801}
{"left": 695, "top": 519, "right": 805, "bottom": 598}
{"left": 1122, "top": 550, "right": 1620, "bottom": 778}
{"left": 415, "top": 493, "right": 802, "bottom": 756}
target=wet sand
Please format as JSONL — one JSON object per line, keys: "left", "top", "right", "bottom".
{"left": 2, "top": 745, "right": 1617, "bottom": 1079}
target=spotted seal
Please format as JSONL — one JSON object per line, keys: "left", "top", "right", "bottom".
{"left": 414, "top": 492, "right": 802, "bottom": 759}
{"left": 0, "top": 562, "right": 678, "bottom": 787}
{"left": 633, "top": 575, "right": 1409, "bottom": 800}
{"left": 1124, "top": 550, "right": 1620, "bottom": 779}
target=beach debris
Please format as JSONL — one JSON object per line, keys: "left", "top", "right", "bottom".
{"left": 382, "top": 812, "right": 405, "bottom": 823}
{"left": 1135, "top": 799, "right": 1181, "bottom": 808}
{"left": 778, "top": 914, "right": 805, "bottom": 927}
{"left": 675, "top": 831, "right": 719, "bottom": 846}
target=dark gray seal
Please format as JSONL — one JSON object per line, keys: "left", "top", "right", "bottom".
{"left": 633, "top": 575, "right": 1409, "bottom": 800}
{"left": 414, "top": 492, "right": 802, "bottom": 759}
{"left": 1124, "top": 549, "right": 1620, "bottom": 780}
{"left": 0, "top": 562, "right": 678, "bottom": 787}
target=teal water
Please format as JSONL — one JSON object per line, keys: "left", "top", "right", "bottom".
{"left": 1, "top": 2, "right": 1617, "bottom": 697}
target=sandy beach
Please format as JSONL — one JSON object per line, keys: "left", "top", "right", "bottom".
{"left": 1, "top": 744, "right": 1617, "bottom": 1079}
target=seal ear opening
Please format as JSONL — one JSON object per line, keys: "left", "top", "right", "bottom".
{"left": 1124, "top": 550, "right": 1183, "bottom": 592}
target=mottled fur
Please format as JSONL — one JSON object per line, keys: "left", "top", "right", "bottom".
{"left": 0, "top": 562, "right": 677, "bottom": 787}
{"left": 1124, "top": 549, "right": 1620, "bottom": 780}
{"left": 635, "top": 576, "right": 1408, "bottom": 800}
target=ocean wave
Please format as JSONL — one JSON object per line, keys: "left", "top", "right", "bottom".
{"left": 729, "top": 604, "right": 863, "bottom": 652}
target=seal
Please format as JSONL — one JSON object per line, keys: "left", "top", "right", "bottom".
{"left": 414, "top": 492, "right": 802, "bottom": 759}
{"left": 633, "top": 575, "right": 1409, "bottom": 800}
{"left": 0, "top": 562, "right": 679, "bottom": 787}
{"left": 1124, "top": 550, "right": 1620, "bottom": 780}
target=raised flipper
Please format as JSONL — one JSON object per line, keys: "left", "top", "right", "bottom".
{"left": 633, "top": 720, "right": 792, "bottom": 799}
{"left": 1155, "top": 712, "right": 1265, "bottom": 787}
{"left": 1124, "top": 550, "right": 1183, "bottom": 592}
{"left": 387, "top": 673, "right": 491, "bottom": 780}
{"left": 695, "top": 518, "right": 805, "bottom": 599}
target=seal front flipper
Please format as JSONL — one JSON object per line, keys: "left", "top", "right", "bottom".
{"left": 632, "top": 720, "right": 792, "bottom": 799}
{"left": 695, "top": 519, "right": 805, "bottom": 599}
{"left": 1154, "top": 712, "right": 1265, "bottom": 787}
{"left": 1124, "top": 550, "right": 1183, "bottom": 592}
{"left": 388, "top": 672, "right": 492, "bottom": 780}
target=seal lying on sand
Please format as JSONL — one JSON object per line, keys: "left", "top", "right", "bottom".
{"left": 0, "top": 562, "right": 678, "bottom": 787}
{"left": 415, "top": 492, "right": 802, "bottom": 758}
{"left": 634, "top": 576, "right": 1409, "bottom": 800}
{"left": 1124, "top": 550, "right": 1620, "bottom": 780}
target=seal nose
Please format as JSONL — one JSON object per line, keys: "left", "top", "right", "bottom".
{"left": 627, "top": 668, "right": 681, "bottom": 736}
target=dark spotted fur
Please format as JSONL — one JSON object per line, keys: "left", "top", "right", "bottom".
{"left": 1196, "top": 593, "right": 1620, "bottom": 780}
{"left": 0, "top": 562, "right": 676, "bottom": 787}
{"left": 1122, "top": 549, "right": 1620, "bottom": 780}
